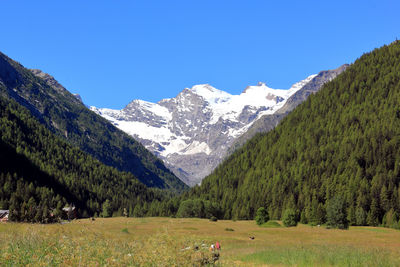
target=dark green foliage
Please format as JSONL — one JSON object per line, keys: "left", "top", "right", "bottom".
{"left": 176, "top": 199, "right": 221, "bottom": 219}
{"left": 209, "top": 216, "right": 217, "bottom": 222}
{"left": 355, "top": 207, "right": 367, "bottom": 226}
{"left": 310, "top": 202, "right": 326, "bottom": 226}
{"left": 300, "top": 210, "right": 307, "bottom": 224}
{"left": 282, "top": 209, "right": 298, "bottom": 227}
{"left": 0, "top": 96, "right": 167, "bottom": 222}
{"left": 367, "top": 199, "right": 380, "bottom": 226}
{"left": 182, "top": 41, "right": 400, "bottom": 226}
{"left": 102, "top": 199, "right": 112, "bottom": 218}
{"left": 382, "top": 209, "right": 399, "bottom": 229}
{"left": 326, "top": 195, "right": 349, "bottom": 229}
{"left": 0, "top": 52, "right": 186, "bottom": 192}
{"left": 225, "top": 228, "right": 234, "bottom": 231}
{"left": 255, "top": 207, "right": 269, "bottom": 225}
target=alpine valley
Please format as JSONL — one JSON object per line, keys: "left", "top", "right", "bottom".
{"left": 92, "top": 65, "right": 347, "bottom": 186}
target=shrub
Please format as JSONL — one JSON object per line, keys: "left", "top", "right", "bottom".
{"left": 282, "top": 209, "right": 297, "bottom": 227}
{"left": 255, "top": 207, "right": 269, "bottom": 225}
{"left": 225, "top": 228, "right": 234, "bottom": 231}
{"left": 210, "top": 216, "right": 217, "bottom": 222}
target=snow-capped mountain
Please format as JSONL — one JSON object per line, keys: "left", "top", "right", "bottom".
{"left": 91, "top": 73, "right": 328, "bottom": 186}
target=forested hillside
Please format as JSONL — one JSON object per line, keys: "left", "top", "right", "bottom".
{"left": 0, "top": 52, "right": 186, "bottom": 192}
{"left": 185, "top": 41, "right": 400, "bottom": 226}
{"left": 0, "top": 95, "right": 166, "bottom": 222}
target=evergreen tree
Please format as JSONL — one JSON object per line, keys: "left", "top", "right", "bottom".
{"left": 326, "top": 195, "right": 349, "bottom": 229}
{"left": 282, "top": 208, "right": 297, "bottom": 227}
{"left": 355, "top": 207, "right": 367, "bottom": 226}
{"left": 300, "top": 210, "right": 308, "bottom": 224}
{"left": 255, "top": 207, "right": 269, "bottom": 225}
{"left": 367, "top": 199, "right": 380, "bottom": 226}
{"left": 102, "top": 200, "right": 112, "bottom": 218}
{"left": 133, "top": 205, "right": 144, "bottom": 217}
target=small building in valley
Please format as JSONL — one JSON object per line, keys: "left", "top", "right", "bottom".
{"left": 62, "top": 206, "right": 76, "bottom": 220}
{"left": 0, "top": 210, "right": 9, "bottom": 222}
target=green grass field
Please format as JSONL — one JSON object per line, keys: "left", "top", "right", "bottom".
{"left": 1, "top": 217, "right": 400, "bottom": 266}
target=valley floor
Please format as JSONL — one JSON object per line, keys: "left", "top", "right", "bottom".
{"left": 1, "top": 217, "right": 400, "bottom": 266}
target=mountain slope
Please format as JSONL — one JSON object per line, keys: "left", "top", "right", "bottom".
{"left": 92, "top": 75, "right": 328, "bottom": 186}
{"left": 0, "top": 95, "right": 165, "bottom": 221}
{"left": 229, "top": 64, "right": 348, "bottom": 152}
{"left": 0, "top": 52, "right": 186, "bottom": 192}
{"left": 186, "top": 41, "right": 400, "bottom": 225}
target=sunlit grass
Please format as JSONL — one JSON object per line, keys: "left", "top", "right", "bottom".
{"left": 1, "top": 218, "right": 400, "bottom": 266}
{"left": 260, "top": 220, "right": 282, "bottom": 228}
{"left": 241, "top": 245, "right": 400, "bottom": 267}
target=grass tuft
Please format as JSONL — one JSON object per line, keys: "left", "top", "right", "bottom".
{"left": 260, "top": 220, "right": 282, "bottom": 228}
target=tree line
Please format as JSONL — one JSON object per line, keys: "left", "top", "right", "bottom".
{"left": 176, "top": 41, "right": 400, "bottom": 228}
{"left": 2, "top": 41, "right": 400, "bottom": 228}
{"left": 0, "top": 95, "right": 168, "bottom": 222}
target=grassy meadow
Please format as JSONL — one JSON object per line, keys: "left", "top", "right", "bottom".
{"left": 1, "top": 217, "right": 400, "bottom": 266}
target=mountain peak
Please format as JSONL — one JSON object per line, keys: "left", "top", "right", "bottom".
{"left": 92, "top": 72, "right": 326, "bottom": 186}
{"left": 257, "top": 81, "right": 266, "bottom": 86}
{"left": 73, "top": 93, "right": 83, "bottom": 103}
{"left": 189, "top": 84, "right": 232, "bottom": 104}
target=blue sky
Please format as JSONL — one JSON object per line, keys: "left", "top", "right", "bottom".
{"left": 1, "top": 1, "right": 399, "bottom": 109}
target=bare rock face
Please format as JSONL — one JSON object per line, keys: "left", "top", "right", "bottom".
{"left": 30, "top": 69, "right": 68, "bottom": 94}
{"left": 92, "top": 65, "right": 347, "bottom": 186}
{"left": 30, "top": 69, "right": 85, "bottom": 105}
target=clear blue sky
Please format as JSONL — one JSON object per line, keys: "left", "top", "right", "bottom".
{"left": 1, "top": 1, "right": 399, "bottom": 109}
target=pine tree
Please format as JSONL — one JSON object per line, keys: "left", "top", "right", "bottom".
{"left": 255, "top": 207, "right": 269, "bottom": 225}
{"left": 300, "top": 210, "right": 308, "bottom": 224}
{"left": 367, "top": 199, "right": 380, "bottom": 226}
{"left": 102, "top": 200, "right": 112, "bottom": 218}
{"left": 326, "top": 195, "right": 348, "bottom": 229}
{"left": 355, "top": 207, "right": 367, "bottom": 226}
{"left": 282, "top": 208, "right": 297, "bottom": 227}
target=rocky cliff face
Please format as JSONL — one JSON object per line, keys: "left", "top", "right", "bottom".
{"left": 30, "top": 69, "right": 85, "bottom": 105}
{"left": 92, "top": 73, "right": 323, "bottom": 186}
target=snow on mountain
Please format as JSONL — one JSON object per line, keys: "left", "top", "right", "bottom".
{"left": 91, "top": 74, "right": 317, "bottom": 186}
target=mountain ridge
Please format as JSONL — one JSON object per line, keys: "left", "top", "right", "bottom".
{"left": 184, "top": 41, "right": 400, "bottom": 225}
{"left": 229, "top": 64, "right": 349, "bottom": 153}
{"left": 92, "top": 70, "right": 343, "bottom": 186}
{"left": 0, "top": 51, "right": 187, "bottom": 192}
